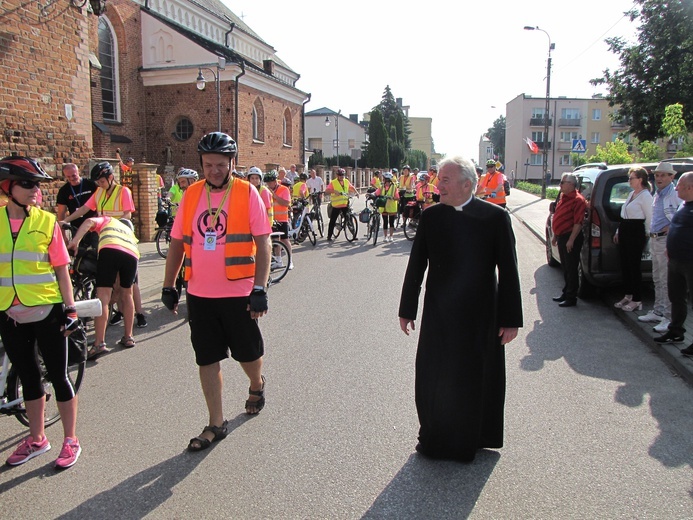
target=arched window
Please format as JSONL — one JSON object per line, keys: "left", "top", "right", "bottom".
{"left": 252, "top": 98, "right": 265, "bottom": 142}
{"left": 252, "top": 106, "right": 258, "bottom": 140}
{"left": 98, "top": 17, "right": 120, "bottom": 122}
{"left": 283, "top": 108, "right": 292, "bottom": 146}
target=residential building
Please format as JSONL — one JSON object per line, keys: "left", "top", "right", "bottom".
{"left": 409, "top": 117, "right": 435, "bottom": 166}
{"left": 305, "top": 108, "right": 367, "bottom": 167}
{"left": 478, "top": 135, "right": 495, "bottom": 167}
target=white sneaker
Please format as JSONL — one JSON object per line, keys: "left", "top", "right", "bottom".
{"left": 288, "top": 261, "right": 294, "bottom": 270}
{"left": 653, "top": 319, "right": 671, "bottom": 333}
{"left": 638, "top": 310, "right": 664, "bottom": 323}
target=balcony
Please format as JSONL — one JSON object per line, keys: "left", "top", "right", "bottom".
{"left": 535, "top": 141, "right": 552, "bottom": 151}
{"left": 611, "top": 120, "right": 627, "bottom": 128}
{"left": 530, "top": 117, "right": 552, "bottom": 127}
{"left": 558, "top": 118, "right": 582, "bottom": 127}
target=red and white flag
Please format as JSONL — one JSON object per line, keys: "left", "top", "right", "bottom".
{"left": 524, "top": 137, "right": 539, "bottom": 154}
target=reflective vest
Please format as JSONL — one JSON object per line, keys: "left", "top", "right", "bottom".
{"left": 94, "top": 184, "right": 126, "bottom": 217}
{"left": 330, "top": 179, "right": 350, "bottom": 208}
{"left": 180, "top": 179, "right": 256, "bottom": 281}
{"left": 0, "top": 206, "right": 62, "bottom": 310}
{"left": 398, "top": 174, "right": 413, "bottom": 192}
{"left": 479, "top": 172, "right": 506, "bottom": 205}
{"left": 272, "top": 185, "right": 291, "bottom": 222}
{"left": 98, "top": 217, "right": 140, "bottom": 259}
{"left": 380, "top": 184, "right": 398, "bottom": 214}
{"left": 371, "top": 177, "right": 382, "bottom": 190}
{"left": 292, "top": 182, "right": 308, "bottom": 200}
{"left": 258, "top": 185, "right": 273, "bottom": 222}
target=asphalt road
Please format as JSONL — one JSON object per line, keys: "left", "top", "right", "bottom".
{"left": 0, "top": 210, "right": 691, "bottom": 519}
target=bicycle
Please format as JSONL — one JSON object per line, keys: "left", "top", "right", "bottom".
{"left": 268, "top": 231, "right": 291, "bottom": 286}
{"left": 330, "top": 196, "right": 358, "bottom": 242}
{"left": 0, "top": 299, "right": 99, "bottom": 427}
{"left": 288, "top": 198, "right": 317, "bottom": 246}
{"left": 403, "top": 199, "right": 423, "bottom": 241}
{"left": 308, "top": 192, "right": 324, "bottom": 237}
{"left": 154, "top": 199, "right": 177, "bottom": 259}
{"left": 364, "top": 194, "right": 382, "bottom": 246}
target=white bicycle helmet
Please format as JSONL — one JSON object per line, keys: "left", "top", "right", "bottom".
{"left": 177, "top": 168, "right": 199, "bottom": 181}
{"left": 248, "top": 166, "right": 263, "bottom": 179}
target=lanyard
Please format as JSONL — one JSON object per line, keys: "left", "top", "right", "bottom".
{"left": 69, "top": 179, "right": 84, "bottom": 205}
{"left": 99, "top": 184, "right": 117, "bottom": 216}
{"left": 205, "top": 180, "right": 233, "bottom": 232}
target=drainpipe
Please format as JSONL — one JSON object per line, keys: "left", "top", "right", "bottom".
{"left": 224, "top": 23, "right": 235, "bottom": 48}
{"left": 302, "top": 93, "right": 312, "bottom": 167}
{"left": 234, "top": 61, "right": 246, "bottom": 143}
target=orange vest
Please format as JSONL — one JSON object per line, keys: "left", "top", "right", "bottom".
{"left": 480, "top": 172, "right": 506, "bottom": 205}
{"left": 272, "top": 185, "right": 291, "bottom": 222}
{"left": 180, "top": 179, "right": 256, "bottom": 281}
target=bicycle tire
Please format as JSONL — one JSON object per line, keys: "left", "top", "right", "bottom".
{"left": 345, "top": 214, "right": 358, "bottom": 242}
{"left": 372, "top": 213, "right": 380, "bottom": 246}
{"left": 155, "top": 227, "right": 171, "bottom": 259}
{"left": 8, "top": 354, "right": 85, "bottom": 428}
{"left": 333, "top": 214, "right": 343, "bottom": 239}
{"left": 366, "top": 215, "right": 373, "bottom": 241}
{"left": 316, "top": 211, "right": 324, "bottom": 237}
{"left": 304, "top": 220, "right": 316, "bottom": 246}
{"left": 403, "top": 216, "right": 418, "bottom": 241}
{"left": 268, "top": 240, "right": 291, "bottom": 285}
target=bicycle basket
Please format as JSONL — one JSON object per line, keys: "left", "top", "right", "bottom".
{"left": 74, "top": 248, "right": 98, "bottom": 277}
{"left": 359, "top": 208, "right": 371, "bottom": 224}
{"left": 155, "top": 210, "right": 169, "bottom": 228}
{"left": 67, "top": 321, "right": 88, "bottom": 366}
{"left": 375, "top": 196, "right": 387, "bottom": 208}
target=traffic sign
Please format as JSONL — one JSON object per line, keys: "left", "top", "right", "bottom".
{"left": 572, "top": 139, "right": 587, "bottom": 153}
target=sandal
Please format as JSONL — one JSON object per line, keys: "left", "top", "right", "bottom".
{"left": 187, "top": 420, "right": 229, "bottom": 452}
{"left": 118, "top": 336, "right": 136, "bottom": 348}
{"left": 245, "top": 375, "right": 266, "bottom": 415}
{"left": 87, "top": 342, "right": 108, "bottom": 360}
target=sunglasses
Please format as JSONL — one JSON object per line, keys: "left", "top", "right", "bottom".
{"left": 486, "top": 165, "right": 495, "bottom": 168}
{"left": 337, "top": 173, "right": 345, "bottom": 176}
{"left": 16, "top": 180, "right": 40, "bottom": 190}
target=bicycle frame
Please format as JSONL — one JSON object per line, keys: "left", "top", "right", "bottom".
{"left": 0, "top": 350, "right": 23, "bottom": 412}
{"left": 287, "top": 199, "right": 315, "bottom": 244}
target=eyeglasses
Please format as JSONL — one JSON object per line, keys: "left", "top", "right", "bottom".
{"left": 16, "top": 180, "right": 40, "bottom": 190}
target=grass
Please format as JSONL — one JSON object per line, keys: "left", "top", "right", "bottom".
{"left": 515, "top": 181, "right": 560, "bottom": 200}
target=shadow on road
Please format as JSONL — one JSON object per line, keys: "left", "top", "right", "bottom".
{"left": 362, "top": 450, "right": 499, "bottom": 519}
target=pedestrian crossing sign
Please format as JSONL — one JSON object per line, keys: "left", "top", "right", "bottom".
{"left": 572, "top": 139, "right": 587, "bottom": 153}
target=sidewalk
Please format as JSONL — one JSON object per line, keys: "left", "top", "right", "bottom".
{"left": 506, "top": 189, "right": 693, "bottom": 387}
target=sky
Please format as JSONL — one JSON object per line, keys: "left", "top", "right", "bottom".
{"left": 222, "top": 0, "right": 639, "bottom": 162}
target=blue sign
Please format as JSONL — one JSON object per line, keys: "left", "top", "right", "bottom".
{"left": 572, "top": 139, "right": 587, "bottom": 153}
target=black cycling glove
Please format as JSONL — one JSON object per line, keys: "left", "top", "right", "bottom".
{"left": 161, "top": 287, "right": 179, "bottom": 311}
{"left": 64, "top": 306, "right": 80, "bottom": 333}
{"left": 249, "top": 288, "right": 268, "bottom": 313}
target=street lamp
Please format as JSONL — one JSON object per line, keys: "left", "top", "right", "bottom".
{"left": 325, "top": 109, "right": 341, "bottom": 167}
{"left": 195, "top": 56, "right": 226, "bottom": 132}
{"left": 524, "top": 25, "right": 554, "bottom": 199}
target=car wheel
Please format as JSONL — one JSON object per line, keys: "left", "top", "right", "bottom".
{"left": 577, "top": 260, "right": 597, "bottom": 299}
{"left": 545, "top": 229, "right": 560, "bottom": 267}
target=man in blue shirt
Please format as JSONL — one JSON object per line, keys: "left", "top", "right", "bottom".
{"left": 654, "top": 172, "right": 693, "bottom": 356}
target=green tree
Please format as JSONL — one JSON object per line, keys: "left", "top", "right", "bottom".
{"left": 375, "top": 85, "right": 412, "bottom": 150}
{"left": 637, "top": 140, "right": 662, "bottom": 161}
{"left": 404, "top": 150, "right": 429, "bottom": 171}
{"left": 486, "top": 116, "right": 506, "bottom": 163}
{"left": 586, "top": 139, "right": 634, "bottom": 164}
{"left": 366, "top": 109, "right": 389, "bottom": 168}
{"left": 388, "top": 141, "right": 406, "bottom": 169}
{"left": 570, "top": 153, "right": 588, "bottom": 168}
{"left": 661, "top": 102, "right": 688, "bottom": 145}
{"left": 590, "top": 0, "right": 693, "bottom": 141}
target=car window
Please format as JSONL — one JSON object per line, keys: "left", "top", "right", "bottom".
{"left": 603, "top": 174, "right": 630, "bottom": 221}
{"left": 578, "top": 178, "right": 594, "bottom": 201}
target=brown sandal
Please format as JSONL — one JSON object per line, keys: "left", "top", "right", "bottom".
{"left": 118, "top": 336, "right": 136, "bottom": 348}
{"left": 187, "top": 420, "right": 229, "bottom": 451}
{"left": 245, "top": 375, "right": 266, "bottom": 415}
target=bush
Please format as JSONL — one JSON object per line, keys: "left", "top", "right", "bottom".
{"left": 515, "top": 181, "right": 559, "bottom": 200}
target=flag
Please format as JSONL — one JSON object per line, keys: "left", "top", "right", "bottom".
{"left": 524, "top": 137, "right": 539, "bottom": 154}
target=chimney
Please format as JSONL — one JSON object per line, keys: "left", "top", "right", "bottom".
{"left": 396, "top": 97, "right": 403, "bottom": 107}
{"left": 263, "top": 59, "right": 274, "bottom": 75}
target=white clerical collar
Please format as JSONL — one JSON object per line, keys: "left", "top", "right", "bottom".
{"left": 452, "top": 196, "right": 474, "bottom": 211}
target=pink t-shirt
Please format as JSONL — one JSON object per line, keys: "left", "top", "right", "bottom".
{"left": 85, "top": 185, "right": 135, "bottom": 216}
{"left": 259, "top": 187, "right": 273, "bottom": 214}
{"left": 10, "top": 219, "right": 70, "bottom": 267}
{"left": 90, "top": 216, "right": 139, "bottom": 259}
{"left": 171, "top": 185, "right": 271, "bottom": 298}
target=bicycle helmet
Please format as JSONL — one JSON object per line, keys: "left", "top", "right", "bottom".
{"left": 486, "top": 159, "right": 496, "bottom": 167}
{"left": 337, "top": 168, "right": 346, "bottom": 175}
{"left": 392, "top": 168, "right": 398, "bottom": 174}
{"left": 281, "top": 176, "right": 293, "bottom": 187}
{"left": 383, "top": 172, "right": 393, "bottom": 181}
{"left": 413, "top": 167, "right": 420, "bottom": 173}
{"left": 248, "top": 166, "right": 263, "bottom": 179}
{"left": 0, "top": 156, "right": 53, "bottom": 182}
{"left": 176, "top": 168, "right": 199, "bottom": 181}
{"left": 197, "top": 132, "right": 237, "bottom": 158}
{"left": 118, "top": 218, "right": 134, "bottom": 232}
{"left": 402, "top": 165, "right": 411, "bottom": 171}
{"left": 299, "top": 173, "right": 308, "bottom": 181}
{"left": 232, "top": 169, "right": 246, "bottom": 179}
{"left": 417, "top": 172, "right": 429, "bottom": 182}
{"left": 90, "top": 161, "right": 113, "bottom": 181}
{"left": 263, "top": 170, "right": 278, "bottom": 182}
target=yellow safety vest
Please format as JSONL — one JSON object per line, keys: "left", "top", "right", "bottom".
{"left": 98, "top": 218, "right": 140, "bottom": 259}
{"left": 380, "top": 184, "right": 398, "bottom": 214}
{"left": 292, "top": 182, "right": 307, "bottom": 199}
{"left": 330, "top": 179, "right": 350, "bottom": 208}
{"left": 94, "top": 184, "right": 127, "bottom": 217}
{"left": 0, "top": 206, "right": 62, "bottom": 310}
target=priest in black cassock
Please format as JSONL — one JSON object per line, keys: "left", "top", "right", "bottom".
{"left": 399, "top": 156, "right": 523, "bottom": 463}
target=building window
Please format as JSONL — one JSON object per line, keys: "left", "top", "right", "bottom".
{"left": 561, "top": 108, "right": 580, "bottom": 120}
{"left": 560, "top": 131, "right": 579, "bottom": 142}
{"left": 559, "top": 154, "right": 572, "bottom": 166}
{"left": 283, "top": 108, "right": 292, "bottom": 146}
{"left": 592, "top": 109, "right": 601, "bottom": 120}
{"left": 531, "top": 131, "right": 545, "bottom": 143}
{"left": 530, "top": 154, "right": 543, "bottom": 166}
{"left": 591, "top": 132, "right": 600, "bottom": 143}
{"left": 173, "top": 118, "right": 194, "bottom": 141}
{"left": 531, "top": 108, "right": 546, "bottom": 118}
{"left": 252, "top": 107, "right": 258, "bottom": 140}
{"left": 98, "top": 17, "right": 120, "bottom": 121}
{"left": 252, "top": 98, "right": 265, "bottom": 142}
{"left": 308, "top": 138, "right": 322, "bottom": 152}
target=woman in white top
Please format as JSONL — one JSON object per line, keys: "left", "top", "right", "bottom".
{"left": 613, "top": 167, "right": 654, "bottom": 311}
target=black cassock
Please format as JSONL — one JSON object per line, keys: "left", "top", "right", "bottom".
{"left": 399, "top": 198, "right": 523, "bottom": 462}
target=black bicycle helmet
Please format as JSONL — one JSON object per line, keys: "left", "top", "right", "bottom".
{"left": 90, "top": 161, "right": 113, "bottom": 181}
{"left": 0, "top": 156, "right": 53, "bottom": 182}
{"left": 263, "top": 170, "right": 278, "bottom": 182}
{"left": 197, "top": 132, "right": 237, "bottom": 158}
{"left": 299, "top": 173, "right": 308, "bottom": 181}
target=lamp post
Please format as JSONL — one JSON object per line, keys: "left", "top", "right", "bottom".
{"left": 325, "top": 109, "right": 341, "bottom": 167}
{"left": 195, "top": 56, "right": 226, "bottom": 132}
{"left": 524, "top": 25, "right": 554, "bottom": 199}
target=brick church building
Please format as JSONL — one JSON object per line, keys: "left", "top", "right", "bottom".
{"left": 1, "top": 0, "right": 307, "bottom": 235}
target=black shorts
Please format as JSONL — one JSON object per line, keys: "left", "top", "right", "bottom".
{"left": 96, "top": 248, "right": 138, "bottom": 289}
{"left": 272, "top": 221, "right": 289, "bottom": 239}
{"left": 187, "top": 293, "right": 264, "bottom": 366}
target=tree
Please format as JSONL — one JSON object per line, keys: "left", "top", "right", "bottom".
{"left": 404, "top": 150, "right": 429, "bottom": 171}
{"left": 375, "top": 85, "right": 412, "bottom": 151}
{"left": 586, "top": 139, "right": 634, "bottom": 164}
{"left": 366, "top": 109, "right": 389, "bottom": 168}
{"left": 486, "top": 116, "right": 506, "bottom": 163}
{"left": 590, "top": 0, "right": 693, "bottom": 141}
{"left": 637, "top": 140, "right": 663, "bottom": 161}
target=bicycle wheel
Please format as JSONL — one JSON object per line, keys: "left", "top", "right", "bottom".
{"left": 372, "top": 213, "right": 380, "bottom": 246}
{"left": 155, "top": 227, "right": 170, "bottom": 259}
{"left": 303, "top": 220, "right": 316, "bottom": 246}
{"left": 403, "top": 216, "right": 418, "bottom": 241}
{"left": 366, "top": 215, "right": 373, "bottom": 241}
{"left": 345, "top": 213, "right": 358, "bottom": 242}
{"left": 333, "top": 214, "right": 343, "bottom": 239}
{"left": 316, "top": 210, "right": 324, "bottom": 237}
{"left": 8, "top": 353, "right": 85, "bottom": 428}
{"left": 268, "top": 240, "right": 291, "bottom": 285}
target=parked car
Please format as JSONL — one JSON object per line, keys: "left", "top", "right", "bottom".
{"left": 545, "top": 158, "right": 693, "bottom": 297}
